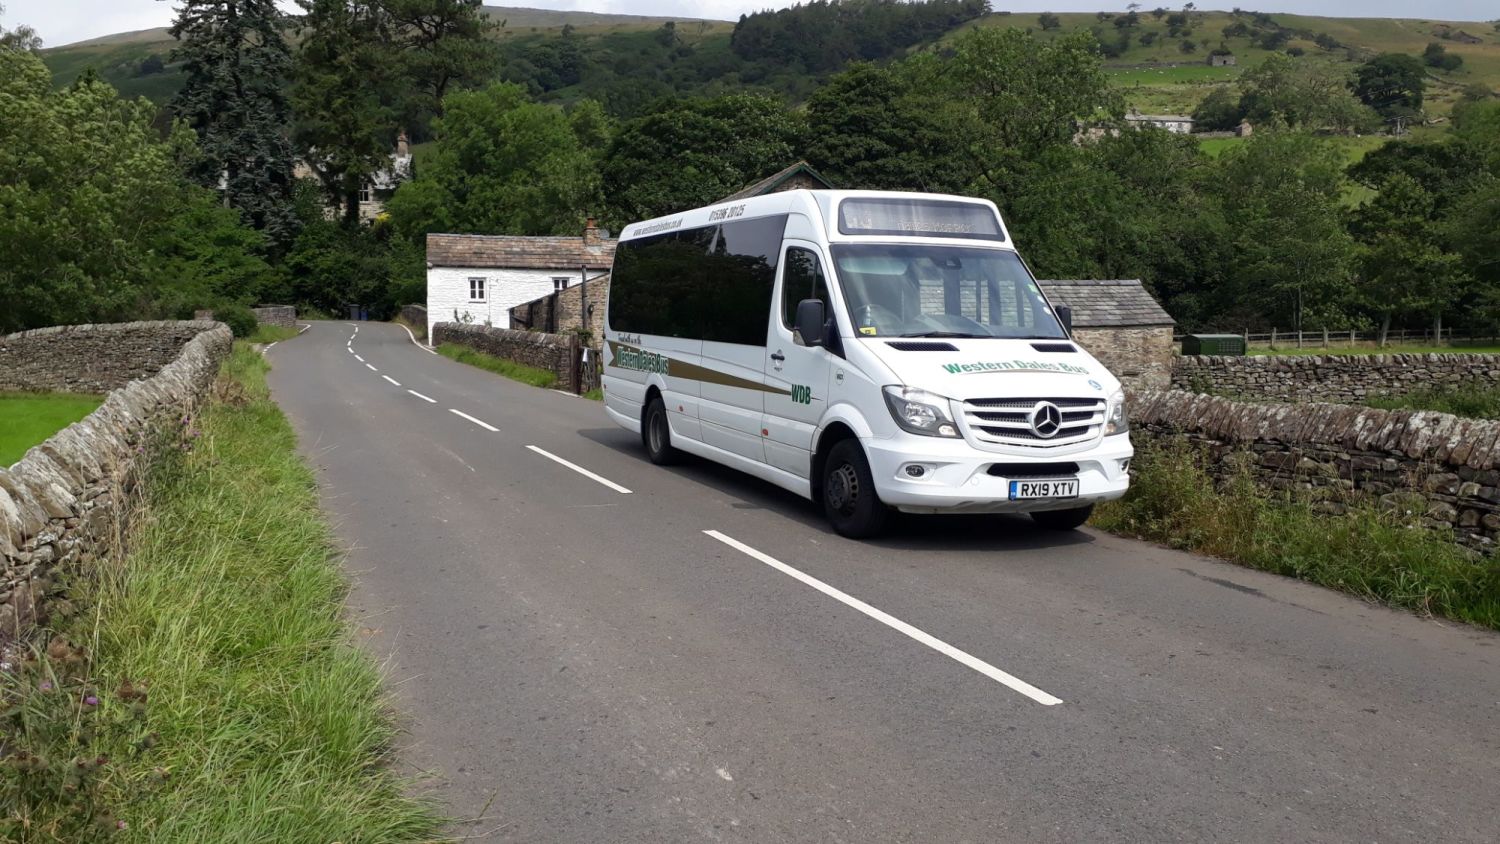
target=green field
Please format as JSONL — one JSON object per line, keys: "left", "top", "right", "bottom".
{"left": 0, "top": 392, "right": 103, "bottom": 466}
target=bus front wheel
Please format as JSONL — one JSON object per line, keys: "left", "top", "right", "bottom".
{"left": 822, "top": 439, "right": 889, "bottom": 538}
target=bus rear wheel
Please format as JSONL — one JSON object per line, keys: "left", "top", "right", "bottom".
{"left": 822, "top": 439, "right": 888, "bottom": 538}
{"left": 642, "top": 396, "right": 679, "bottom": 465}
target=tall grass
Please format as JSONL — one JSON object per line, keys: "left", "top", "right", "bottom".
{"left": 1093, "top": 439, "right": 1500, "bottom": 629}
{"left": 64, "top": 344, "right": 438, "bottom": 841}
{"left": 246, "top": 324, "right": 300, "bottom": 345}
{"left": 437, "top": 342, "right": 558, "bottom": 389}
{"left": 1366, "top": 386, "right": 1500, "bottom": 420}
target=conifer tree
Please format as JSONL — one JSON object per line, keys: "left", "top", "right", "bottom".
{"left": 171, "top": 1, "right": 298, "bottom": 251}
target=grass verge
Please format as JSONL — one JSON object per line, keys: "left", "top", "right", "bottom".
{"left": 1366, "top": 386, "right": 1500, "bottom": 420}
{"left": 1, "top": 343, "right": 439, "bottom": 841}
{"left": 1092, "top": 438, "right": 1500, "bottom": 630}
{"left": 0, "top": 392, "right": 103, "bottom": 466}
{"left": 246, "top": 324, "right": 300, "bottom": 345}
{"left": 1255, "top": 343, "right": 1500, "bottom": 357}
{"left": 437, "top": 342, "right": 558, "bottom": 389}
{"left": 582, "top": 387, "right": 603, "bottom": 401}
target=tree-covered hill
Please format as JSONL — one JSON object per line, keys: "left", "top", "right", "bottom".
{"left": 42, "top": 6, "right": 1500, "bottom": 119}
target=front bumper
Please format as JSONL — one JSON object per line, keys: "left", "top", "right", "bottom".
{"left": 864, "top": 432, "right": 1134, "bottom": 514}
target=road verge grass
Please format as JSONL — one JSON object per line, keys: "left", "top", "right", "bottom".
{"left": 437, "top": 342, "right": 558, "bottom": 389}
{"left": 1365, "top": 386, "right": 1500, "bottom": 420}
{"left": 1092, "top": 439, "right": 1500, "bottom": 630}
{"left": 2, "top": 343, "right": 439, "bottom": 841}
{"left": 246, "top": 324, "right": 300, "bottom": 344}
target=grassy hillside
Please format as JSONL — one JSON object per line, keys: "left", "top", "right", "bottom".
{"left": 39, "top": 7, "right": 1500, "bottom": 122}
{"left": 964, "top": 11, "right": 1500, "bottom": 118}
{"left": 40, "top": 4, "right": 724, "bottom": 98}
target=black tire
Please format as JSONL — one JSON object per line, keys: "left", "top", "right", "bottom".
{"left": 642, "top": 396, "right": 679, "bottom": 465}
{"left": 822, "top": 439, "right": 889, "bottom": 538}
{"left": 1030, "top": 505, "right": 1094, "bottom": 531}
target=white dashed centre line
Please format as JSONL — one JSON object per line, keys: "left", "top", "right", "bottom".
{"left": 382, "top": 375, "right": 401, "bottom": 387}
{"left": 354, "top": 354, "right": 364, "bottom": 362}
{"left": 525, "top": 446, "right": 633, "bottom": 494}
{"left": 407, "top": 389, "right": 436, "bottom": 403}
{"left": 365, "top": 363, "right": 378, "bottom": 372}
{"left": 449, "top": 409, "right": 499, "bottom": 432}
{"left": 703, "top": 530, "right": 1064, "bottom": 707}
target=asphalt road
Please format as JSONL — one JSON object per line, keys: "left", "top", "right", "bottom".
{"left": 266, "top": 322, "right": 1499, "bottom": 843}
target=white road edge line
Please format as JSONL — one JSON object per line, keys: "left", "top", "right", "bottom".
{"left": 449, "top": 408, "right": 499, "bottom": 432}
{"left": 365, "top": 363, "right": 378, "bottom": 372}
{"left": 397, "top": 321, "right": 438, "bottom": 354}
{"left": 526, "top": 445, "right": 633, "bottom": 494}
{"left": 407, "top": 389, "right": 436, "bottom": 403}
{"left": 702, "top": 530, "right": 1064, "bottom": 706}
{"left": 298, "top": 324, "right": 310, "bottom": 335}
{"left": 382, "top": 375, "right": 401, "bottom": 387}
{"left": 264, "top": 342, "right": 277, "bottom": 352}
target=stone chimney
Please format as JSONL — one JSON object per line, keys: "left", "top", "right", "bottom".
{"left": 583, "top": 217, "right": 601, "bottom": 246}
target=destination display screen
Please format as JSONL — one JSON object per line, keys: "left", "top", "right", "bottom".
{"left": 838, "top": 198, "right": 1006, "bottom": 241}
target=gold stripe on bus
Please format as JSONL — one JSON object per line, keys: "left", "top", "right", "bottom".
{"left": 608, "top": 341, "right": 791, "bottom": 396}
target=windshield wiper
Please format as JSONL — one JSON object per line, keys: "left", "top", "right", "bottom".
{"left": 897, "top": 331, "right": 988, "bottom": 338}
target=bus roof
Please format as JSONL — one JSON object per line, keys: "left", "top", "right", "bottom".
{"left": 617, "top": 190, "right": 1012, "bottom": 247}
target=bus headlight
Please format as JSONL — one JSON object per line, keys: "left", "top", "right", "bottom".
{"left": 883, "top": 386, "right": 959, "bottom": 438}
{"left": 1106, "top": 389, "right": 1129, "bottom": 436}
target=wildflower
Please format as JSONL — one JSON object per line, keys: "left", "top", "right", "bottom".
{"left": 39, "top": 680, "right": 53, "bottom": 692}
{"left": 83, "top": 694, "right": 99, "bottom": 707}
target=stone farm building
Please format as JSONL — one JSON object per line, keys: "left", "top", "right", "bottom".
{"left": 424, "top": 222, "right": 615, "bottom": 340}
{"left": 1038, "top": 279, "right": 1175, "bottom": 388}
{"left": 1124, "top": 109, "right": 1194, "bottom": 134}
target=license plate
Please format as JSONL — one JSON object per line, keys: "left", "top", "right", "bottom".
{"left": 1009, "top": 479, "right": 1079, "bottom": 500}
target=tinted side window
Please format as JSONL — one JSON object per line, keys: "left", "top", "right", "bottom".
{"left": 701, "top": 215, "right": 785, "bottom": 346}
{"left": 780, "top": 247, "right": 828, "bottom": 334}
{"left": 609, "top": 227, "right": 714, "bottom": 339}
{"left": 608, "top": 215, "right": 786, "bottom": 345}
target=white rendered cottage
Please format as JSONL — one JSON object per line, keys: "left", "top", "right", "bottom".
{"left": 424, "top": 222, "right": 616, "bottom": 340}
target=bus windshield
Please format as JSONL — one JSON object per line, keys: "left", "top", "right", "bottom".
{"left": 829, "top": 244, "right": 1066, "bottom": 340}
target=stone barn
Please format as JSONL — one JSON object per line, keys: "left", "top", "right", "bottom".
{"left": 1037, "top": 279, "right": 1175, "bottom": 389}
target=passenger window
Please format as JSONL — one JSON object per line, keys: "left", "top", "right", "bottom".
{"left": 781, "top": 248, "right": 828, "bottom": 338}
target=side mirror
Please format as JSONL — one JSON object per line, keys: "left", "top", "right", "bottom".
{"left": 1055, "top": 303, "right": 1073, "bottom": 334}
{"left": 795, "top": 299, "right": 827, "bottom": 347}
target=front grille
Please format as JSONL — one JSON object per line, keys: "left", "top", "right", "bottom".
{"left": 986, "top": 462, "right": 1080, "bottom": 478}
{"left": 959, "top": 397, "right": 1106, "bottom": 450}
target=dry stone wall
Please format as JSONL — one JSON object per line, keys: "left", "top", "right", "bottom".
{"left": 400, "top": 304, "right": 428, "bottom": 340}
{"left": 433, "top": 323, "right": 580, "bottom": 392}
{"left": 0, "top": 321, "right": 222, "bottom": 393}
{"left": 1172, "top": 353, "right": 1500, "bottom": 403}
{"left": 1132, "top": 389, "right": 1500, "bottom": 550}
{"left": 0, "top": 322, "right": 232, "bottom": 643}
{"left": 252, "top": 305, "right": 296, "bottom": 328}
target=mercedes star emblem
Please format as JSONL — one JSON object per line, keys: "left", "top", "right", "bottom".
{"left": 1028, "top": 401, "right": 1063, "bottom": 438}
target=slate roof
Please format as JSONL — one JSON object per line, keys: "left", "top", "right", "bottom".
{"left": 1038, "top": 279, "right": 1175, "bottom": 328}
{"left": 426, "top": 233, "right": 616, "bottom": 271}
{"left": 719, "top": 161, "right": 836, "bottom": 202}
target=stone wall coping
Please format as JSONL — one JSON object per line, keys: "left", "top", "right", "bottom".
{"left": 1177, "top": 352, "right": 1500, "bottom": 368}
{"left": 433, "top": 322, "right": 575, "bottom": 349}
{"left": 1, "top": 319, "right": 223, "bottom": 343}
{"left": 1133, "top": 388, "right": 1500, "bottom": 470}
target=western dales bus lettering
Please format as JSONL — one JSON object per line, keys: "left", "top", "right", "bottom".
{"left": 941, "top": 360, "right": 1089, "bottom": 375}
{"left": 613, "top": 344, "right": 668, "bottom": 374}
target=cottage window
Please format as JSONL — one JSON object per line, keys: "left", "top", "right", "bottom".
{"left": 469, "top": 277, "right": 486, "bottom": 301}
{"left": 359, "top": 186, "right": 372, "bottom": 203}
{"left": 553, "top": 277, "right": 570, "bottom": 292}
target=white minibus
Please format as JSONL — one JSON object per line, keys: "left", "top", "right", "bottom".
{"left": 602, "top": 190, "right": 1133, "bottom": 537}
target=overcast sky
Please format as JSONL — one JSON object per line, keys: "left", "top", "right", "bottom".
{"left": 9, "top": 1, "right": 1498, "bottom": 49}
